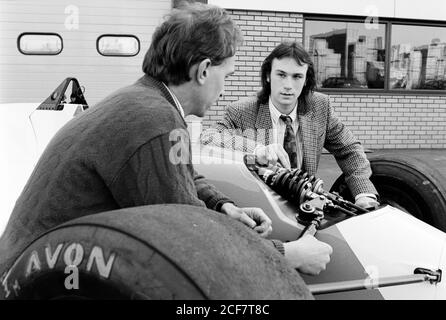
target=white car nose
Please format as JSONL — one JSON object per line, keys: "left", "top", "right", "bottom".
{"left": 0, "top": 103, "right": 83, "bottom": 234}
{"left": 334, "top": 205, "right": 446, "bottom": 299}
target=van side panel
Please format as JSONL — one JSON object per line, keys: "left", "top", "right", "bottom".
{"left": 0, "top": 0, "right": 171, "bottom": 105}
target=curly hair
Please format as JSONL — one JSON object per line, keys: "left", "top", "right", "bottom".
{"left": 257, "top": 42, "right": 317, "bottom": 114}
{"left": 143, "top": 2, "right": 243, "bottom": 85}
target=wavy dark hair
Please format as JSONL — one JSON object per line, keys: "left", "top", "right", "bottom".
{"left": 257, "top": 42, "right": 317, "bottom": 114}
{"left": 143, "top": 2, "right": 242, "bottom": 85}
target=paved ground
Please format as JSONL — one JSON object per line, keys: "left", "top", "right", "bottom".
{"left": 316, "top": 153, "right": 343, "bottom": 191}
{"left": 317, "top": 148, "right": 446, "bottom": 191}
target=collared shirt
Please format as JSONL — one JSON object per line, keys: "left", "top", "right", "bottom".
{"left": 268, "top": 97, "right": 298, "bottom": 145}
{"left": 162, "top": 82, "right": 185, "bottom": 119}
{"left": 268, "top": 98, "right": 303, "bottom": 168}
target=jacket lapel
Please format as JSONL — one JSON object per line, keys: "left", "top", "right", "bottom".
{"left": 298, "top": 109, "right": 318, "bottom": 175}
{"left": 255, "top": 102, "right": 273, "bottom": 145}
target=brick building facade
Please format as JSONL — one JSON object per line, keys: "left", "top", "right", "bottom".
{"left": 200, "top": 9, "right": 446, "bottom": 150}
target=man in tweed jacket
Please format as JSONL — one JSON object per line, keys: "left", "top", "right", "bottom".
{"left": 201, "top": 42, "right": 378, "bottom": 208}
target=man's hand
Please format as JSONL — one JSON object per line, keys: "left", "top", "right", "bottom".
{"left": 254, "top": 144, "right": 291, "bottom": 169}
{"left": 355, "top": 195, "right": 380, "bottom": 210}
{"left": 283, "top": 235, "right": 333, "bottom": 275}
{"left": 220, "top": 203, "right": 272, "bottom": 237}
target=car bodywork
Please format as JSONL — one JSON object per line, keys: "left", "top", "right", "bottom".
{"left": 0, "top": 82, "right": 445, "bottom": 299}
{"left": 193, "top": 147, "right": 446, "bottom": 299}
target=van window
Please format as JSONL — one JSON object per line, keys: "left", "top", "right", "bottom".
{"left": 18, "top": 33, "right": 63, "bottom": 55}
{"left": 97, "top": 35, "right": 140, "bottom": 56}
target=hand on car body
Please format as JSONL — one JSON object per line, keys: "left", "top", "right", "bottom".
{"left": 283, "top": 235, "right": 333, "bottom": 275}
{"left": 221, "top": 203, "right": 273, "bottom": 237}
{"left": 355, "top": 195, "right": 380, "bottom": 209}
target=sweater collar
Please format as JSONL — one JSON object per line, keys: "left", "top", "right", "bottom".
{"left": 138, "top": 75, "right": 185, "bottom": 119}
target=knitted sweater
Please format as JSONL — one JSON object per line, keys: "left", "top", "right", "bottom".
{"left": 0, "top": 75, "right": 236, "bottom": 272}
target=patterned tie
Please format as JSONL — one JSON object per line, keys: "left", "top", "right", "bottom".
{"left": 280, "top": 115, "right": 300, "bottom": 169}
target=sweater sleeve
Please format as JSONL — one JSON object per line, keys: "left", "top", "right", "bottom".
{"left": 193, "top": 170, "right": 234, "bottom": 212}
{"left": 109, "top": 132, "right": 206, "bottom": 208}
{"left": 270, "top": 239, "right": 285, "bottom": 255}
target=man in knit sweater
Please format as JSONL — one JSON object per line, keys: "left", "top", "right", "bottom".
{"left": 0, "top": 3, "right": 331, "bottom": 276}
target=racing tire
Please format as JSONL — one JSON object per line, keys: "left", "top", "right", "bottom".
{"left": 330, "top": 153, "right": 446, "bottom": 231}
{"left": 0, "top": 204, "right": 312, "bottom": 300}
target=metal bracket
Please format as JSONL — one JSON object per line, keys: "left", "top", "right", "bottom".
{"left": 309, "top": 268, "right": 442, "bottom": 295}
{"left": 37, "top": 77, "right": 88, "bottom": 111}
{"left": 414, "top": 267, "right": 442, "bottom": 284}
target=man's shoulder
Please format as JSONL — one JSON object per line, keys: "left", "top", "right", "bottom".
{"left": 92, "top": 81, "right": 184, "bottom": 133}
{"left": 305, "top": 91, "right": 330, "bottom": 114}
{"left": 106, "top": 81, "right": 170, "bottom": 108}
{"left": 227, "top": 96, "right": 260, "bottom": 113}
{"left": 309, "top": 91, "right": 330, "bottom": 105}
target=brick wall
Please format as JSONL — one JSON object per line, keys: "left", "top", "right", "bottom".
{"left": 199, "top": 9, "right": 446, "bottom": 150}
{"left": 331, "top": 95, "right": 446, "bottom": 149}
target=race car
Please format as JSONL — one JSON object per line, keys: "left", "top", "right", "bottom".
{"left": 194, "top": 148, "right": 446, "bottom": 299}
{"left": 0, "top": 78, "right": 445, "bottom": 300}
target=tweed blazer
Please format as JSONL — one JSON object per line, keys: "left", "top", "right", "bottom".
{"left": 201, "top": 92, "right": 377, "bottom": 197}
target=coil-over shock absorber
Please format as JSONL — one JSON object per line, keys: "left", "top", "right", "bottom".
{"left": 244, "top": 155, "right": 369, "bottom": 219}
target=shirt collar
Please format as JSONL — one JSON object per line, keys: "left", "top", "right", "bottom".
{"left": 162, "top": 82, "right": 185, "bottom": 119}
{"left": 268, "top": 97, "right": 297, "bottom": 124}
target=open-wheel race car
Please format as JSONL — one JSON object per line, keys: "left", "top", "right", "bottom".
{"left": 1, "top": 78, "right": 446, "bottom": 300}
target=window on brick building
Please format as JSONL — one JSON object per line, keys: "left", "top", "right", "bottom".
{"left": 304, "top": 17, "right": 446, "bottom": 93}
{"left": 390, "top": 25, "right": 446, "bottom": 91}
{"left": 304, "top": 20, "right": 386, "bottom": 89}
